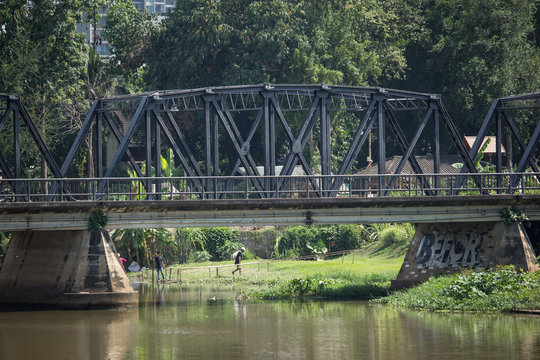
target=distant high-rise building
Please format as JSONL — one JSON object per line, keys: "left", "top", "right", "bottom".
{"left": 78, "top": 1, "right": 177, "bottom": 58}
{"left": 77, "top": 7, "right": 110, "bottom": 58}
{"left": 132, "top": 0, "right": 176, "bottom": 21}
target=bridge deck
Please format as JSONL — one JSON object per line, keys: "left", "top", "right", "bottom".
{"left": 1, "top": 195, "right": 538, "bottom": 231}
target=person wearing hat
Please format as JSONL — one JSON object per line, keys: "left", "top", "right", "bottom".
{"left": 232, "top": 247, "right": 245, "bottom": 276}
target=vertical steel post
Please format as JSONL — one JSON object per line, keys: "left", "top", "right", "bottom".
{"left": 155, "top": 110, "right": 161, "bottom": 199}
{"left": 496, "top": 111, "right": 503, "bottom": 193}
{"left": 263, "top": 92, "right": 271, "bottom": 189}
{"left": 96, "top": 112, "right": 103, "bottom": 178}
{"left": 213, "top": 110, "right": 219, "bottom": 177}
{"left": 204, "top": 96, "right": 212, "bottom": 197}
{"left": 433, "top": 104, "right": 440, "bottom": 194}
{"left": 319, "top": 91, "right": 331, "bottom": 193}
{"left": 377, "top": 95, "right": 386, "bottom": 192}
{"left": 13, "top": 108, "right": 20, "bottom": 199}
{"left": 13, "top": 109, "right": 20, "bottom": 179}
{"left": 145, "top": 109, "right": 152, "bottom": 199}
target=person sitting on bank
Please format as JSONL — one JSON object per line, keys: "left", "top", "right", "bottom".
{"left": 154, "top": 252, "right": 166, "bottom": 283}
{"left": 232, "top": 247, "right": 245, "bottom": 276}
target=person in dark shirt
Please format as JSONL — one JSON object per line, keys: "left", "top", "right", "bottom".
{"left": 154, "top": 252, "right": 166, "bottom": 283}
{"left": 231, "top": 247, "right": 245, "bottom": 276}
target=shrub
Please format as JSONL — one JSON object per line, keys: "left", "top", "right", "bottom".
{"left": 379, "top": 225, "right": 411, "bottom": 248}
{"left": 242, "top": 248, "right": 256, "bottom": 260}
{"left": 0, "top": 232, "right": 10, "bottom": 256}
{"left": 376, "top": 265, "right": 540, "bottom": 311}
{"left": 315, "top": 225, "right": 363, "bottom": 252}
{"left": 276, "top": 225, "right": 364, "bottom": 257}
{"left": 200, "top": 227, "right": 240, "bottom": 260}
{"left": 189, "top": 250, "right": 211, "bottom": 263}
{"left": 276, "top": 226, "right": 317, "bottom": 257}
{"left": 216, "top": 240, "right": 244, "bottom": 261}
{"left": 174, "top": 228, "right": 206, "bottom": 264}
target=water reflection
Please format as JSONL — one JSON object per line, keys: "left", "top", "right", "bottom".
{"left": 0, "top": 309, "right": 138, "bottom": 360}
{"left": 0, "top": 284, "right": 539, "bottom": 360}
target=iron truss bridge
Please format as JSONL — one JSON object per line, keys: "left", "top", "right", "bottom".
{"left": 0, "top": 85, "right": 538, "bottom": 202}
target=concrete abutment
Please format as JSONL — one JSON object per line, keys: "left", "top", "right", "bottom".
{"left": 0, "top": 230, "right": 138, "bottom": 310}
{"left": 392, "top": 222, "right": 539, "bottom": 289}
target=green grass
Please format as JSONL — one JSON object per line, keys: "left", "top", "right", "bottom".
{"left": 130, "top": 248, "right": 540, "bottom": 312}
{"left": 375, "top": 266, "right": 540, "bottom": 312}
{"left": 132, "top": 249, "right": 404, "bottom": 300}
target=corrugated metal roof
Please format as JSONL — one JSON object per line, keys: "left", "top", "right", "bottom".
{"left": 356, "top": 155, "right": 463, "bottom": 174}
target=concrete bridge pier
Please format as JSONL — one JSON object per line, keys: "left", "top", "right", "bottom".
{"left": 0, "top": 230, "right": 138, "bottom": 309}
{"left": 392, "top": 222, "right": 539, "bottom": 289}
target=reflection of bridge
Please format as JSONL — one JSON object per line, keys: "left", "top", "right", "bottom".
{"left": 0, "top": 85, "right": 538, "bottom": 309}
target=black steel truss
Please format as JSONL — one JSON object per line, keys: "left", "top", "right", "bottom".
{"left": 454, "top": 92, "right": 540, "bottom": 193}
{"left": 2, "top": 85, "right": 538, "bottom": 200}
{"left": 0, "top": 94, "right": 63, "bottom": 190}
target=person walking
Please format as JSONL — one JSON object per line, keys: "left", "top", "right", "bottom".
{"left": 232, "top": 247, "right": 245, "bottom": 276}
{"left": 118, "top": 253, "right": 127, "bottom": 269}
{"left": 154, "top": 252, "right": 166, "bottom": 283}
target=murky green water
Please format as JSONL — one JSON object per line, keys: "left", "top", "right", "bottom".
{"left": 1, "top": 284, "right": 539, "bottom": 360}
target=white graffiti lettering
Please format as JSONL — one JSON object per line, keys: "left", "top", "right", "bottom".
{"left": 416, "top": 231, "right": 483, "bottom": 267}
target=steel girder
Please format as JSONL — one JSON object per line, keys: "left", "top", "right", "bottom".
{"left": 454, "top": 92, "right": 540, "bottom": 193}
{"left": 0, "top": 94, "right": 63, "bottom": 192}
{"left": 53, "top": 84, "right": 475, "bottom": 198}
{"left": 2, "top": 85, "right": 487, "bottom": 199}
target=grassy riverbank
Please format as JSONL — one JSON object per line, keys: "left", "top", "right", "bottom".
{"left": 132, "top": 246, "right": 540, "bottom": 311}
{"left": 375, "top": 265, "right": 540, "bottom": 312}
{"left": 133, "top": 246, "right": 404, "bottom": 300}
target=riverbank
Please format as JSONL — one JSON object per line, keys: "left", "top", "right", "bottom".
{"left": 374, "top": 265, "right": 540, "bottom": 312}
{"left": 129, "top": 246, "right": 540, "bottom": 311}
{"left": 130, "top": 246, "right": 404, "bottom": 300}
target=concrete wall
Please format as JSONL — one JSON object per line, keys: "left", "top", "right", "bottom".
{"left": 0, "top": 230, "right": 138, "bottom": 309}
{"left": 393, "top": 222, "right": 539, "bottom": 289}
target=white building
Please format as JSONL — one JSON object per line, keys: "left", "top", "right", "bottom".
{"left": 78, "top": 1, "right": 177, "bottom": 57}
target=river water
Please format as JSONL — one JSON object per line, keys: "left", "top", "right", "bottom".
{"left": 0, "top": 284, "right": 539, "bottom": 360}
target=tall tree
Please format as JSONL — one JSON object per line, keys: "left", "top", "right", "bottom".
{"left": 141, "top": 0, "right": 420, "bottom": 89}
{"left": 401, "top": 0, "right": 540, "bottom": 135}
{"left": 0, "top": 0, "right": 89, "bottom": 176}
{"left": 103, "top": 0, "right": 158, "bottom": 93}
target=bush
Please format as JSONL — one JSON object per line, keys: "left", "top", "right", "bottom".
{"left": 216, "top": 240, "right": 244, "bottom": 261}
{"left": 200, "top": 227, "right": 240, "bottom": 260}
{"left": 316, "top": 225, "right": 364, "bottom": 252}
{"left": 376, "top": 265, "right": 540, "bottom": 311}
{"left": 173, "top": 228, "right": 206, "bottom": 264}
{"left": 0, "top": 232, "right": 10, "bottom": 256}
{"left": 379, "top": 225, "right": 411, "bottom": 248}
{"left": 275, "top": 248, "right": 300, "bottom": 259}
{"left": 276, "top": 226, "right": 317, "bottom": 257}
{"left": 276, "top": 225, "right": 364, "bottom": 258}
{"left": 189, "top": 250, "right": 212, "bottom": 263}
{"left": 242, "top": 248, "right": 256, "bottom": 260}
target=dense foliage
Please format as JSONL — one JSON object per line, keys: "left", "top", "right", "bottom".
{"left": 376, "top": 266, "right": 540, "bottom": 311}
{"left": 1, "top": 0, "right": 538, "bottom": 177}
{"left": 276, "top": 224, "right": 365, "bottom": 258}
{"left": 253, "top": 272, "right": 393, "bottom": 299}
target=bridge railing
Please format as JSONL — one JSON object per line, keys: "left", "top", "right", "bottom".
{"left": 0, "top": 172, "right": 538, "bottom": 202}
